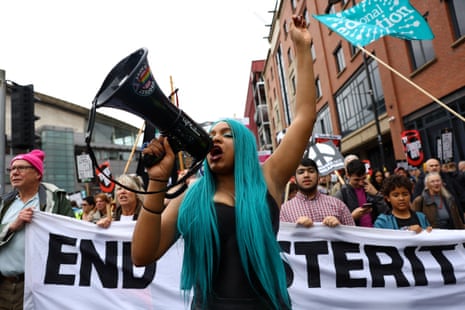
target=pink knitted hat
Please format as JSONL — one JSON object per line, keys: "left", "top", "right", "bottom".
{"left": 10, "top": 149, "right": 45, "bottom": 177}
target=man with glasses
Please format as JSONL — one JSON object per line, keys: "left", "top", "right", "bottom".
{"left": 0, "top": 149, "right": 74, "bottom": 309}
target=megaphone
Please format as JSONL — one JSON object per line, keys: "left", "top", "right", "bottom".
{"left": 85, "top": 48, "right": 212, "bottom": 165}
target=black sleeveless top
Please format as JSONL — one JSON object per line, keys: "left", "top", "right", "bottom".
{"left": 192, "top": 192, "right": 285, "bottom": 309}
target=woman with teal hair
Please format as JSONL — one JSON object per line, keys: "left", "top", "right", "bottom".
{"left": 132, "top": 15, "right": 316, "bottom": 309}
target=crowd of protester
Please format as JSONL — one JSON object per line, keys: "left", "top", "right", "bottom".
{"left": 3, "top": 147, "right": 465, "bottom": 309}
{"left": 281, "top": 154, "right": 465, "bottom": 232}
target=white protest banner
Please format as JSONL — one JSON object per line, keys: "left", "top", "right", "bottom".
{"left": 25, "top": 212, "right": 465, "bottom": 309}
{"left": 24, "top": 212, "right": 187, "bottom": 310}
{"left": 278, "top": 223, "right": 465, "bottom": 309}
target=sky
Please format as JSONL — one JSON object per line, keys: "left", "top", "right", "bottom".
{"left": 1, "top": 0, "right": 277, "bottom": 128}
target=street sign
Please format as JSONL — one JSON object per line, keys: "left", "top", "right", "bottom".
{"left": 96, "top": 161, "right": 115, "bottom": 193}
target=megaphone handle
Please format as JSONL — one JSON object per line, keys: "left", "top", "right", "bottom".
{"left": 142, "top": 153, "right": 165, "bottom": 168}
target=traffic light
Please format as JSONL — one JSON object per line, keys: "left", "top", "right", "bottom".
{"left": 11, "top": 84, "right": 36, "bottom": 149}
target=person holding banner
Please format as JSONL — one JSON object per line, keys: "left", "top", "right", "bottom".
{"left": 0, "top": 149, "right": 74, "bottom": 310}
{"left": 280, "top": 158, "right": 355, "bottom": 227}
{"left": 132, "top": 15, "right": 315, "bottom": 310}
{"left": 374, "top": 175, "right": 431, "bottom": 232}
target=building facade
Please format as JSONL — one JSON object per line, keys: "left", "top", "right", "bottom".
{"left": 244, "top": 60, "right": 273, "bottom": 151}
{"left": 259, "top": 0, "right": 465, "bottom": 172}
{"left": 3, "top": 85, "right": 141, "bottom": 196}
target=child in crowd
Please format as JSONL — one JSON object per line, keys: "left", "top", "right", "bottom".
{"left": 374, "top": 175, "right": 432, "bottom": 233}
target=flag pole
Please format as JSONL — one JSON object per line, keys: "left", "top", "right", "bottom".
{"left": 358, "top": 46, "right": 465, "bottom": 124}
{"left": 123, "top": 122, "right": 145, "bottom": 174}
{"left": 334, "top": 170, "right": 345, "bottom": 185}
{"left": 170, "top": 76, "right": 185, "bottom": 171}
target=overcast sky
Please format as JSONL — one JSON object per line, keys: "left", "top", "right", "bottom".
{"left": 1, "top": 0, "right": 276, "bottom": 127}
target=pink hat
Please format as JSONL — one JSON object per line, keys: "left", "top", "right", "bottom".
{"left": 10, "top": 149, "right": 45, "bottom": 177}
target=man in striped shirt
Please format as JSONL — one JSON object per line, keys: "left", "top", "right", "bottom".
{"left": 280, "top": 158, "right": 355, "bottom": 227}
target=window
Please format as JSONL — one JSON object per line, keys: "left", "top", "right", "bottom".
{"left": 335, "top": 60, "right": 385, "bottom": 136}
{"left": 408, "top": 39, "right": 435, "bottom": 70}
{"left": 315, "top": 105, "right": 332, "bottom": 135}
{"left": 448, "top": 0, "right": 465, "bottom": 39}
{"left": 349, "top": 44, "right": 358, "bottom": 57}
{"left": 315, "top": 77, "right": 322, "bottom": 99}
{"left": 310, "top": 42, "right": 316, "bottom": 61}
{"left": 287, "top": 47, "right": 293, "bottom": 65}
{"left": 334, "top": 44, "right": 346, "bottom": 73}
{"left": 303, "top": 8, "right": 310, "bottom": 26}
{"left": 291, "top": 76, "right": 296, "bottom": 95}
{"left": 404, "top": 96, "right": 465, "bottom": 163}
{"left": 329, "top": 5, "right": 336, "bottom": 14}
{"left": 276, "top": 45, "right": 292, "bottom": 125}
{"left": 274, "top": 106, "right": 281, "bottom": 126}
{"left": 291, "top": 0, "right": 297, "bottom": 11}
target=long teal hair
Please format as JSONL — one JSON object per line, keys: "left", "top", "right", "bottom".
{"left": 177, "top": 119, "right": 290, "bottom": 309}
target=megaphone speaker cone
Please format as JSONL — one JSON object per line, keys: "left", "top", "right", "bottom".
{"left": 91, "top": 48, "right": 212, "bottom": 162}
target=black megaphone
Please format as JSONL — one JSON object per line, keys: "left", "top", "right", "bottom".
{"left": 85, "top": 48, "right": 212, "bottom": 166}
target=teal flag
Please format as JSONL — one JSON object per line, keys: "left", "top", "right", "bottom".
{"left": 313, "top": 0, "right": 434, "bottom": 47}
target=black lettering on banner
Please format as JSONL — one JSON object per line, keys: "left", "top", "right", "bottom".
{"left": 279, "top": 241, "right": 294, "bottom": 287}
{"left": 294, "top": 241, "right": 329, "bottom": 288}
{"left": 80, "top": 240, "right": 118, "bottom": 288}
{"left": 364, "top": 245, "right": 409, "bottom": 287}
{"left": 404, "top": 246, "right": 427, "bottom": 286}
{"left": 44, "top": 234, "right": 78, "bottom": 285}
{"left": 44, "top": 234, "right": 156, "bottom": 288}
{"left": 122, "top": 242, "right": 156, "bottom": 288}
{"left": 420, "top": 244, "right": 457, "bottom": 285}
{"left": 332, "top": 241, "right": 366, "bottom": 288}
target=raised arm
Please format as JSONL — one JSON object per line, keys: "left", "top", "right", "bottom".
{"left": 264, "top": 15, "right": 316, "bottom": 202}
{"left": 131, "top": 136, "right": 181, "bottom": 265}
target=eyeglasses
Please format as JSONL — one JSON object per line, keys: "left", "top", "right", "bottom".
{"left": 6, "top": 165, "right": 35, "bottom": 173}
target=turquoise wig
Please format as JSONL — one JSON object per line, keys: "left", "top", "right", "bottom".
{"left": 177, "top": 119, "right": 290, "bottom": 309}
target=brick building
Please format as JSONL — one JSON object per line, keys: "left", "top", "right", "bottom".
{"left": 247, "top": 0, "right": 465, "bottom": 172}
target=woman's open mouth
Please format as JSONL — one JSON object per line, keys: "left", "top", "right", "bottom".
{"left": 209, "top": 146, "right": 223, "bottom": 161}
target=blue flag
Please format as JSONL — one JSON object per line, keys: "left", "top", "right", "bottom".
{"left": 313, "top": 0, "right": 434, "bottom": 47}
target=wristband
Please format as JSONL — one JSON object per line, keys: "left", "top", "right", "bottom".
{"left": 149, "top": 177, "right": 169, "bottom": 183}
{"left": 142, "top": 205, "right": 165, "bottom": 215}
